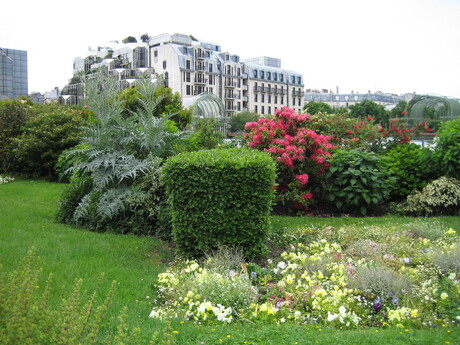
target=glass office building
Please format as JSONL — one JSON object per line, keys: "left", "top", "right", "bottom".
{"left": 0, "top": 48, "right": 28, "bottom": 99}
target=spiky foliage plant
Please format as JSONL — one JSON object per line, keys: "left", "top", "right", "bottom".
{"left": 61, "top": 73, "right": 186, "bottom": 230}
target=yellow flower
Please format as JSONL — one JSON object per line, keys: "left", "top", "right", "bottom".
{"left": 441, "top": 292, "right": 448, "bottom": 300}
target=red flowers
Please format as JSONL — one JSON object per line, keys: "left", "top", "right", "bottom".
{"left": 245, "top": 107, "right": 334, "bottom": 212}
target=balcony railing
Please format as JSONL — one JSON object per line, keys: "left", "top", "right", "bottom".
{"left": 195, "top": 64, "right": 206, "bottom": 71}
{"left": 194, "top": 77, "right": 208, "bottom": 85}
{"left": 195, "top": 51, "right": 206, "bottom": 59}
{"left": 224, "top": 82, "right": 236, "bottom": 88}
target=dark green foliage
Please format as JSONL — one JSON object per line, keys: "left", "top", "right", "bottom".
{"left": 349, "top": 99, "right": 389, "bottom": 126}
{"left": 0, "top": 98, "right": 34, "bottom": 173}
{"left": 229, "top": 111, "right": 260, "bottom": 133}
{"left": 162, "top": 148, "right": 276, "bottom": 258}
{"left": 431, "top": 118, "right": 460, "bottom": 179}
{"left": 117, "top": 85, "right": 192, "bottom": 130}
{"left": 193, "top": 118, "right": 224, "bottom": 149}
{"left": 303, "top": 101, "right": 334, "bottom": 115}
{"left": 12, "top": 107, "right": 87, "bottom": 179}
{"left": 405, "top": 176, "right": 460, "bottom": 216}
{"left": 56, "top": 176, "right": 93, "bottom": 225}
{"left": 325, "top": 149, "right": 395, "bottom": 216}
{"left": 122, "top": 36, "right": 137, "bottom": 43}
{"left": 381, "top": 142, "right": 433, "bottom": 200}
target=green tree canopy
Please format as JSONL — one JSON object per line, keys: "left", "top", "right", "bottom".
{"left": 122, "top": 36, "right": 137, "bottom": 44}
{"left": 303, "top": 101, "right": 334, "bottom": 115}
{"left": 229, "top": 111, "right": 260, "bottom": 133}
{"left": 349, "top": 99, "right": 389, "bottom": 125}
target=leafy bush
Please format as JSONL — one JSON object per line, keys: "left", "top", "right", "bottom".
{"left": 324, "top": 149, "right": 395, "bottom": 216}
{"left": 12, "top": 106, "right": 87, "bottom": 179}
{"left": 380, "top": 142, "right": 433, "bottom": 200}
{"left": 0, "top": 98, "right": 34, "bottom": 173}
{"left": 162, "top": 147, "right": 276, "bottom": 258}
{"left": 244, "top": 107, "right": 334, "bottom": 214}
{"left": 59, "top": 73, "right": 186, "bottom": 233}
{"left": 431, "top": 118, "right": 460, "bottom": 179}
{"left": 229, "top": 111, "right": 259, "bottom": 133}
{"left": 0, "top": 249, "right": 144, "bottom": 345}
{"left": 405, "top": 176, "right": 460, "bottom": 216}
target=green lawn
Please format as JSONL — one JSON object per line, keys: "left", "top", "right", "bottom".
{"left": 1, "top": 180, "right": 459, "bottom": 344}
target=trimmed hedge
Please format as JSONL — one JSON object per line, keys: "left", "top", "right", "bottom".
{"left": 162, "top": 148, "right": 276, "bottom": 258}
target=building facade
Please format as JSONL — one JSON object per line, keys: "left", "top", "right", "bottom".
{"left": 0, "top": 48, "right": 28, "bottom": 99}
{"left": 65, "top": 33, "right": 305, "bottom": 116}
{"left": 304, "top": 90, "right": 404, "bottom": 109}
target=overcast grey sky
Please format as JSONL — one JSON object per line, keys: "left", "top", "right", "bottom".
{"left": 2, "top": 0, "right": 460, "bottom": 97}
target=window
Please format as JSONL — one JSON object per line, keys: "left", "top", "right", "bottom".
{"left": 298, "top": 98, "right": 301, "bottom": 106}
{"left": 261, "top": 106, "right": 265, "bottom": 114}
{"left": 268, "top": 106, "right": 271, "bottom": 114}
{"left": 291, "top": 76, "right": 295, "bottom": 83}
{"left": 261, "top": 94, "right": 265, "bottom": 103}
{"left": 260, "top": 71, "right": 264, "bottom": 79}
{"left": 209, "top": 75, "right": 213, "bottom": 84}
{"left": 154, "top": 50, "right": 158, "bottom": 58}
{"left": 274, "top": 95, "right": 278, "bottom": 104}
{"left": 280, "top": 74, "right": 284, "bottom": 82}
{"left": 293, "top": 97, "right": 295, "bottom": 105}
{"left": 254, "top": 94, "right": 258, "bottom": 102}
{"left": 186, "top": 85, "right": 191, "bottom": 95}
{"left": 186, "top": 60, "right": 191, "bottom": 69}
{"left": 268, "top": 95, "right": 271, "bottom": 103}
{"left": 273, "top": 73, "right": 277, "bottom": 81}
{"left": 209, "top": 63, "right": 213, "bottom": 72}
{"left": 253, "top": 70, "right": 258, "bottom": 78}
{"left": 255, "top": 105, "right": 258, "bottom": 113}
{"left": 237, "top": 68, "right": 241, "bottom": 76}
{"left": 297, "top": 76, "right": 301, "bottom": 84}
{"left": 267, "top": 72, "right": 271, "bottom": 80}
{"left": 186, "top": 72, "right": 190, "bottom": 82}
{"left": 209, "top": 87, "right": 213, "bottom": 93}
{"left": 163, "top": 60, "right": 167, "bottom": 69}
{"left": 281, "top": 96, "right": 284, "bottom": 104}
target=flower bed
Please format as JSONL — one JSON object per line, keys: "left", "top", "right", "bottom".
{"left": 150, "top": 221, "right": 460, "bottom": 328}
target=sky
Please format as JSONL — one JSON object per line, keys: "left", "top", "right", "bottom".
{"left": 2, "top": 0, "right": 460, "bottom": 98}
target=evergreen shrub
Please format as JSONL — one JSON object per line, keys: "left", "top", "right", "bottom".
{"left": 162, "top": 147, "right": 276, "bottom": 258}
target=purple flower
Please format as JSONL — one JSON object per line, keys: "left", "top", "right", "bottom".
{"left": 372, "top": 302, "right": 383, "bottom": 312}
{"left": 251, "top": 272, "right": 257, "bottom": 278}
{"left": 392, "top": 297, "right": 399, "bottom": 306}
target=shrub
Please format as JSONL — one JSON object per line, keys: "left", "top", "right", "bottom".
{"left": 0, "top": 98, "right": 34, "bottom": 173}
{"left": 229, "top": 111, "right": 260, "bottom": 133}
{"left": 405, "top": 176, "right": 460, "bottom": 216}
{"left": 59, "top": 73, "right": 186, "bottom": 233}
{"left": 0, "top": 249, "right": 144, "bottom": 345}
{"left": 324, "top": 149, "right": 395, "bottom": 216}
{"left": 12, "top": 106, "right": 87, "bottom": 179}
{"left": 244, "top": 107, "right": 334, "bottom": 214}
{"left": 431, "top": 118, "right": 460, "bottom": 179}
{"left": 380, "top": 142, "right": 433, "bottom": 200}
{"left": 162, "top": 147, "right": 276, "bottom": 258}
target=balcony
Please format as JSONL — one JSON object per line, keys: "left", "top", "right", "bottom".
{"left": 195, "top": 51, "right": 206, "bottom": 60}
{"left": 242, "top": 85, "right": 248, "bottom": 91}
{"left": 195, "top": 64, "right": 206, "bottom": 71}
{"left": 194, "top": 77, "right": 208, "bottom": 85}
{"left": 224, "top": 82, "right": 236, "bottom": 88}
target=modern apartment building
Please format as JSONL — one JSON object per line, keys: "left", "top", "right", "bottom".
{"left": 0, "top": 48, "right": 28, "bottom": 99}
{"left": 66, "top": 33, "right": 305, "bottom": 115}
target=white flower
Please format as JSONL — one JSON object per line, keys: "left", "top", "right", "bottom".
{"left": 440, "top": 292, "right": 448, "bottom": 300}
{"left": 327, "top": 312, "right": 338, "bottom": 321}
{"left": 277, "top": 261, "right": 287, "bottom": 270}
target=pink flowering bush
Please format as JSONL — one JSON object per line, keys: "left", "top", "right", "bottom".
{"left": 244, "top": 107, "right": 334, "bottom": 214}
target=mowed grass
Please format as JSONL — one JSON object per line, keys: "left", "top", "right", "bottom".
{"left": 0, "top": 180, "right": 171, "bottom": 335}
{"left": 1, "top": 180, "right": 459, "bottom": 344}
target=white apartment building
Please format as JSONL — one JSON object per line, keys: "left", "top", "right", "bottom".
{"left": 68, "top": 33, "right": 305, "bottom": 116}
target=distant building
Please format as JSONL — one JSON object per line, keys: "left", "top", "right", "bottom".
{"left": 0, "top": 48, "right": 28, "bottom": 99}
{"left": 305, "top": 90, "right": 406, "bottom": 109}
{"left": 64, "top": 33, "right": 305, "bottom": 115}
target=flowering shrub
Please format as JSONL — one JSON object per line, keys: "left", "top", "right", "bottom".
{"left": 150, "top": 222, "right": 460, "bottom": 328}
{"left": 244, "top": 107, "right": 334, "bottom": 213}
{"left": 0, "top": 175, "right": 14, "bottom": 185}
{"left": 308, "top": 113, "right": 432, "bottom": 153}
